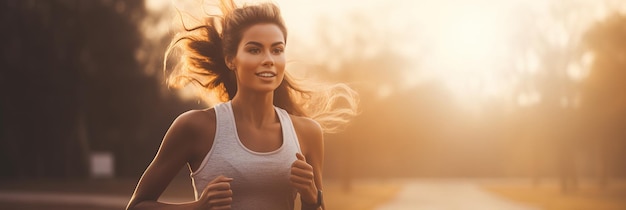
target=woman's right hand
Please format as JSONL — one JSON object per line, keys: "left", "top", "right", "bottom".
{"left": 195, "top": 175, "right": 234, "bottom": 210}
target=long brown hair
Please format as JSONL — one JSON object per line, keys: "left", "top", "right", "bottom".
{"left": 164, "top": 0, "right": 359, "bottom": 133}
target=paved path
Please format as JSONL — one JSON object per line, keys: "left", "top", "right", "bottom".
{"left": 376, "top": 179, "right": 540, "bottom": 210}
{"left": 0, "top": 191, "right": 128, "bottom": 208}
{"left": 0, "top": 191, "right": 190, "bottom": 209}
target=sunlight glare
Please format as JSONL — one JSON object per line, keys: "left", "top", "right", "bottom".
{"left": 418, "top": 0, "right": 517, "bottom": 108}
{"left": 517, "top": 91, "right": 542, "bottom": 107}
{"left": 141, "top": 0, "right": 625, "bottom": 110}
{"left": 567, "top": 51, "right": 594, "bottom": 81}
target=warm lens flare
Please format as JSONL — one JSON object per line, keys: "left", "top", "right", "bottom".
{"left": 416, "top": 1, "right": 516, "bottom": 107}
{"left": 145, "top": 0, "right": 623, "bottom": 111}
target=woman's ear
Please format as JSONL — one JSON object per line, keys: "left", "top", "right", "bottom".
{"left": 225, "top": 57, "right": 235, "bottom": 70}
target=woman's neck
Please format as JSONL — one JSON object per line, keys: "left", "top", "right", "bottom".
{"left": 230, "top": 91, "right": 276, "bottom": 128}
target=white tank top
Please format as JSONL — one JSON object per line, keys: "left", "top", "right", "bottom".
{"left": 190, "top": 101, "right": 301, "bottom": 209}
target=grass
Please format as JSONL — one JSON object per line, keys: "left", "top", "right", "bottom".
{"left": 484, "top": 179, "right": 626, "bottom": 210}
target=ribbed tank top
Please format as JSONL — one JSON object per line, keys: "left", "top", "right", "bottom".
{"left": 190, "top": 101, "right": 301, "bottom": 210}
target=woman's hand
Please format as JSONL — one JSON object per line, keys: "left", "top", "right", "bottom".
{"left": 290, "top": 153, "right": 318, "bottom": 205}
{"left": 196, "top": 175, "right": 234, "bottom": 210}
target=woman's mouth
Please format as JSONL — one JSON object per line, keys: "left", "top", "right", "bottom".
{"left": 256, "top": 72, "right": 276, "bottom": 78}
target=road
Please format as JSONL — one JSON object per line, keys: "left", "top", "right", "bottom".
{"left": 376, "top": 179, "right": 540, "bottom": 210}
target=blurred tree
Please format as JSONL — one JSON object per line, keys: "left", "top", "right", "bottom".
{"left": 0, "top": 0, "right": 198, "bottom": 179}
{"left": 306, "top": 11, "right": 416, "bottom": 190}
{"left": 1, "top": 0, "right": 94, "bottom": 178}
{"left": 508, "top": 1, "right": 599, "bottom": 192}
{"left": 581, "top": 12, "right": 626, "bottom": 188}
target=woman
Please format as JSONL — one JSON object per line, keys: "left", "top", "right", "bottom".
{"left": 126, "top": 0, "right": 358, "bottom": 209}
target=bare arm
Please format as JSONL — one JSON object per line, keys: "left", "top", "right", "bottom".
{"left": 127, "top": 110, "right": 230, "bottom": 210}
{"left": 291, "top": 117, "right": 325, "bottom": 210}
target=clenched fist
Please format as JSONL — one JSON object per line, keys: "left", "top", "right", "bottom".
{"left": 196, "top": 175, "right": 233, "bottom": 210}
{"left": 289, "top": 153, "right": 318, "bottom": 205}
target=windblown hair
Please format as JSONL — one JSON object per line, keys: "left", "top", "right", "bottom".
{"left": 164, "top": 0, "right": 358, "bottom": 133}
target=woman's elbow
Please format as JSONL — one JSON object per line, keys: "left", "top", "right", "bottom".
{"left": 126, "top": 198, "right": 143, "bottom": 210}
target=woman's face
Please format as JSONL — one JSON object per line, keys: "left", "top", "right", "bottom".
{"left": 231, "top": 23, "right": 286, "bottom": 94}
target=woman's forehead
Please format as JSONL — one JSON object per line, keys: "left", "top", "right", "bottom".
{"left": 240, "top": 23, "right": 285, "bottom": 45}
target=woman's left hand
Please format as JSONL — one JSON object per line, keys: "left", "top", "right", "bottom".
{"left": 289, "top": 153, "right": 318, "bottom": 204}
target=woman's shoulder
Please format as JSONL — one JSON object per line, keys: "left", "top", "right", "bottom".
{"left": 170, "top": 108, "right": 216, "bottom": 134}
{"left": 289, "top": 115, "right": 323, "bottom": 141}
{"left": 289, "top": 115, "right": 323, "bottom": 158}
{"left": 177, "top": 108, "right": 215, "bottom": 122}
{"left": 290, "top": 114, "right": 321, "bottom": 130}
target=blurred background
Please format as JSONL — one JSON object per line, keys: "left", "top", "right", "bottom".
{"left": 1, "top": 0, "right": 626, "bottom": 209}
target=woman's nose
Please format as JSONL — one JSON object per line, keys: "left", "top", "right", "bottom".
{"left": 262, "top": 51, "right": 274, "bottom": 67}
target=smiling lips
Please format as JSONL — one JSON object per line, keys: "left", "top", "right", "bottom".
{"left": 256, "top": 72, "right": 276, "bottom": 78}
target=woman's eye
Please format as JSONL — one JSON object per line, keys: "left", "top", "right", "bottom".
{"left": 272, "top": 48, "right": 284, "bottom": 54}
{"left": 248, "top": 48, "right": 261, "bottom": 54}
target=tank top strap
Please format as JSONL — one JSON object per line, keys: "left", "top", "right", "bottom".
{"left": 214, "top": 101, "right": 236, "bottom": 142}
{"left": 274, "top": 107, "right": 302, "bottom": 154}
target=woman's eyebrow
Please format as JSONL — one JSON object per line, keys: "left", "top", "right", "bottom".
{"left": 244, "top": 41, "right": 285, "bottom": 47}
{"left": 271, "top": 41, "right": 285, "bottom": 47}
